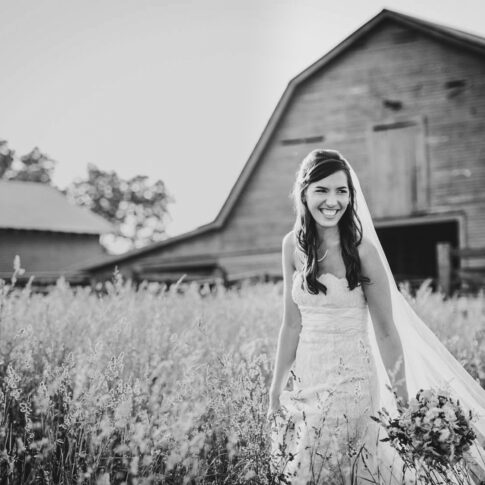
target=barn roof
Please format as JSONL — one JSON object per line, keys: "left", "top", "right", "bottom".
{"left": 80, "top": 8, "right": 485, "bottom": 270}
{"left": 0, "top": 180, "right": 114, "bottom": 234}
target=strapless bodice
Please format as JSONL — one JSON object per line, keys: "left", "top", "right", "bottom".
{"left": 292, "top": 271, "right": 368, "bottom": 338}
{"left": 292, "top": 270, "right": 367, "bottom": 310}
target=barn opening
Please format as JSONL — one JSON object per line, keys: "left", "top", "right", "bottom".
{"left": 376, "top": 220, "right": 459, "bottom": 286}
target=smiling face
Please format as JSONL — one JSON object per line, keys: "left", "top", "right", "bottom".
{"left": 304, "top": 170, "right": 350, "bottom": 228}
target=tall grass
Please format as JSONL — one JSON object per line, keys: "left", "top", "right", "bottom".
{"left": 0, "top": 274, "right": 484, "bottom": 484}
{"left": 400, "top": 280, "right": 485, "bottom": 387}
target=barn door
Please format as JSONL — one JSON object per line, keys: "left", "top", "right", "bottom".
{"left": 368, "top": 119, "right": 428, "bottom": 218}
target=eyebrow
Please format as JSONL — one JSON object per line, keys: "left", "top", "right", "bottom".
{"left": 314, "top": 185, "right": 348, "bottom": 189}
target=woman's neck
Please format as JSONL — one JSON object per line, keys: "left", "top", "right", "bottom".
{"left": 316, "top": 225, "right": 340, "bottom": 249}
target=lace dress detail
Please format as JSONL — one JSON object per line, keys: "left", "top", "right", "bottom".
{"left": 270, "top": 271, "right": 409, "bottom": 484}
{"left": 291, "top": 271, "right": 367, "bottom": 310}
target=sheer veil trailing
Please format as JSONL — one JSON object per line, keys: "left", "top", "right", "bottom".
{"left": 342, "top": 157, "right": 485, "bottom": 476}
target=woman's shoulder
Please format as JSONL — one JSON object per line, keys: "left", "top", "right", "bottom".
{"left": 282, "top": 230, "right": 305, "bottom": 271}
{"left": 282, "top": 230, "right": 296, "bottom": 262}
{"left": 283, "top": 230, "right": 302, "bottom": 270}
{"left": 282, "top": 230, "right": 296, "bottom": 250}
{"left": 358, "top": 236, "right": 379, "bottom": 265}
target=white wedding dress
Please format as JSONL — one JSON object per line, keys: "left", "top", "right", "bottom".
{"left": 270, "top": 270, "right": 411, "bottom": 485}
{"left": 268, "top": 155, "right": 485, "bottom": 484}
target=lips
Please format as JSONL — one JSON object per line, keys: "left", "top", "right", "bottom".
{"left": 320, "top": 208, "right": 339, "bottom": 218}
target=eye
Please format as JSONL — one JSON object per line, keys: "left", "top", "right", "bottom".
{"left": 314, "top": 187, "right": 348, "bottom": 193}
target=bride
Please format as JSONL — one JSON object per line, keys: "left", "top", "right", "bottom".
{"left": 267, "top": 149, "right": 485, "bottom": 484}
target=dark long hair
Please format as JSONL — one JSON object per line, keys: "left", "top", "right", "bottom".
{"left": 292, "top": 149, "right": 370, "bottom": 294}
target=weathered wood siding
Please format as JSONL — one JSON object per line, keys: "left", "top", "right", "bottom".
{"left": 0, "top": 230, "right": 107, "bottom": 273}
{"left": 100, "top": 230, "right": 223, "bottom": 279}
{"left": 219, "top": 251, "right": 282, "bottom": 278}
{"left": 220, "top": 142, "right": 298, "bottom": 253}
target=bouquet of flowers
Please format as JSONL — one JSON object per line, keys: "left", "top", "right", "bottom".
{"left": 372, "top": 387, "right": 478, "bottom": 482}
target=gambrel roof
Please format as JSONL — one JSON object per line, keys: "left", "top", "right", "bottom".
{"left": 81, "top": 8, "right": 485, "bottom": 270}
{"left": 0, "top": 180, "right": 114, "bottom": 234}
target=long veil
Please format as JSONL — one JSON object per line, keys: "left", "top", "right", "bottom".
{"left": 342, "top": 157, "right": 485, "bottom": 477}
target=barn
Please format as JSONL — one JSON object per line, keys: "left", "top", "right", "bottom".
{"left": 0, "top": 180, "right": 114, "bottom": 284}
{"left": 82, "top": 9, "right": 485, "bottom": 291}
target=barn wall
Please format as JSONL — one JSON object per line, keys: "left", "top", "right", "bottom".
{"left": 93, "top": 230, "right": 223, "bottom": 279}
{"left": 0, "top": 230, "right": 107, "bottom": 273}
{"left": 220, "top": 142, "right": 299, "bottom": 252}
{"left": 218, "top": 20, "right": 485, "bottom": 270}
{"left": 219, "top": 251, "right": 282, "bottom": 279}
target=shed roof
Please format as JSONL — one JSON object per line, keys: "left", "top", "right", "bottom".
{"left": 80, "top": 8, "right": 485, "bottom": 271}
{"left": 0, "top": 180, "right": 114, "bottom": 234}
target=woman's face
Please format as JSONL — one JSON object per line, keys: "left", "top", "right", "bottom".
{"left": 304, "top": 170, "right": 350, "bottom": 228}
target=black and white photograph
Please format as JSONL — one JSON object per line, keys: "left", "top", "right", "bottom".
{"left": 1, "top": 0, "right": 485, "bottom": 483}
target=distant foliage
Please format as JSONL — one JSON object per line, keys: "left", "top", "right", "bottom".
{"left": 0, "top": 139, "right": 173, "bottom": 252}
{"left": 0, "top": 141, "right": 55, "bottom": 184}
{"left": 65, "top": 164, "right": 173, "bottom": 251}
{"left": 0, "top": 140, "right": 15, "bottom": 178}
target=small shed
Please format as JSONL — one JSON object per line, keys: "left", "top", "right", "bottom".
{"left": 0, "top": 181, "right": 114, "bottom": 284}
{"left": 82, "top": 9, "right": 485, "bottom": 290}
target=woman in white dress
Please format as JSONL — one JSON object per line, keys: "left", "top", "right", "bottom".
{"left": 267, "top": 149, "right": 409, "bottom": 484}
{"left": 267, "top": 149, "right": 485, "bottom": 484}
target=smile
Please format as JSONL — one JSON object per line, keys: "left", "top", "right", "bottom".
{"left": 319, "top": 208, "right": 339, "bottom": 217}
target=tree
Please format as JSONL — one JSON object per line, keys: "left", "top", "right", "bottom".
{"left": 0, "top": 139, "right": 173, "bottom": 252}
{"left": 65, "top": 164, "right": 173, "bottom": 252}
{"left": 0, "top": 140, "right": 15, "bottom": 178}
{"left": 0, "top": 143, "right": 56, "bottom": 184}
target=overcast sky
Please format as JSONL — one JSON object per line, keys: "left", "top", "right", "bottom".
{"left": 1, "top": 0, "right": 484, "bottom": 237}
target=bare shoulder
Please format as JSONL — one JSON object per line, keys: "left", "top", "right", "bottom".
{"left": 357, "top": 237, "right": 383, "bottom": 280}
{"left": 282, "top": 230, "right": 295, "bottom": 251}
{"left": 358, "top": 236, "right": 378, "bottom": 264}
{"left": 358, "top": 236, "right": 389, "bottom": 287}
{"left": 282, "top": 230, "right": 296, "bottom": 270}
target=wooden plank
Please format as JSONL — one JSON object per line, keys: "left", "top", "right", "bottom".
{"left": 436, "top": 242, "right": 452, "bottom": 294}
{"left": 453, "top": 247, "right": 485, "bottom": 258}
{"left": 367, "top": 118, "right": 427, "bottom": 217}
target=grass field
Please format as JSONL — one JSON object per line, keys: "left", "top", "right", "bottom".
{"left": 1, "top": 273, "right": 484, "bottom": 484}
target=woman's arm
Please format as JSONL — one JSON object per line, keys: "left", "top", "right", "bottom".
{"left": 359, "top": 238, "right": 409, "bottom": 404}
{"left": 268, "top": 231, "right": 302, "bottom": 403}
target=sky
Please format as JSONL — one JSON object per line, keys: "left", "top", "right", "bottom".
{"left": 1, "top": 0, "right": 485, "bottom": 240}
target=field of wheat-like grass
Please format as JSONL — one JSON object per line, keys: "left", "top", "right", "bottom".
{"left": 0, "top": 273, "right": 484, "bottom": 484}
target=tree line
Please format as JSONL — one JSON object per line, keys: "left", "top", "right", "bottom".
{"left": 0, "top": 140, "right": 172, "bottom": 253}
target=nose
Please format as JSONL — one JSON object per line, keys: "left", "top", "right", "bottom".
{"left": 325, "top": 192, "right": 338, "bottom": 207}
